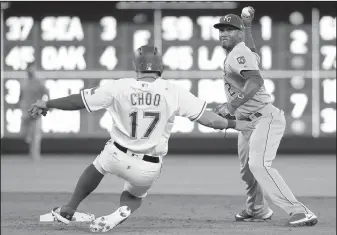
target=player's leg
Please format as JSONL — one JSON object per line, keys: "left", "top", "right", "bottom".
{"left": 51, "top": 141, "right": 112, "bottom": 224}
{"left": 120, "top": 189, "right": 142, "bottom": 213}
{"left": 26, "top": 118, "right": 36, "bottom": 159}
{"left": 89, "top": 183, "right": 153, "bottom": 233}
{"left": 29, "top": 118, "right": 42, "bottom": 161}
{"left": 90, "top": 144, "right": 162, "bottom": 232}
{"left": 52, "top": 163, "right": 105, "bottom": 224}
{"left": 21, "top": 115, "right": 32, "bottom": 144}
{"left": 248, "top": 111, "right": 317, "bottom": 226}
{"left": 236, "top": 131, "right": 272, "bottom": 221}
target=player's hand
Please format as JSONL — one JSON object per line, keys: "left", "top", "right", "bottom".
{"left": 235, "top": 120, "right": 256, "bottom": 132}
{"left": 29, "top": 107, "right": 48, "bottom": 118}
{"left": 28, "top": 100, "right": 49, "bottom": 118}
{"left": 213, "top": 103, "right": 236, "bottom": 120}
{"left": 241, "top": 6, "right": 255, "bottom": 28}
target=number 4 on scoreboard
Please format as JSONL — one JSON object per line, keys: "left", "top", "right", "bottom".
{"left": 100, "top": 46, "right": 118, "bottom": 70}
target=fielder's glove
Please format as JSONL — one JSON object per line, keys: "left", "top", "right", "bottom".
{"left": 213, "top": 103, "right": 236, "bottom": 120}
{"left": 241, "top": 6, "right": 255, "bottom": 28}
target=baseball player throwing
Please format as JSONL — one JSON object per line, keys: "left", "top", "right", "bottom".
{"left": 213, "top": 7, "right": 318, "bottom": 226}
{"left": 29, "top": 45, "right": 255, "bottom": 232}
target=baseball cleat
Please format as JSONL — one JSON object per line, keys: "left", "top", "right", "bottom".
{"left": 51, "top": 206, "right": 95, "bottom": 224}
{"left": 89, "top": 206, "right": 131, "bottom": 233}
{"left": 288, "top": 213, "right": 318, "bottom": 226}
{"left": 52, "top": 207, "right": 74, "bottom": 224}
{"left": 235, "top": 208, "right": 273, "bottom": 222}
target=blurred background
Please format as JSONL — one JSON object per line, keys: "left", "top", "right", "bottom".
{"left": 0, "top": 1, "right": 336, "bottom": 155}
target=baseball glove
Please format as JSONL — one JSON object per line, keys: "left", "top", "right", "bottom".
{"left": 213, "top": 103, "right": 236, "bottom": 120}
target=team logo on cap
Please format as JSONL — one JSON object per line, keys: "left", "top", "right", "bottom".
{"left": 224, "top": 16, "right": 231, "bottom": 22}
{"left": 146, "top": 63, "right": 152, "bottom": 70}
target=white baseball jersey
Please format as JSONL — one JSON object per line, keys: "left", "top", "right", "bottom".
{"left": 223, "top": 42, "right": 272, "bottom": 117}
{"left": 81, "top": 78, "right": 206, "bottom": 157}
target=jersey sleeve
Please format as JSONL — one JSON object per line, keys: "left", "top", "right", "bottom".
{"left": 229, "top": 50, "right": 260, "bottom": 75}
{"left": 80, "top": 82, "right": 115, "bottom": 112}
{"left": 252, "top": 52, "right": 261, "bottom": 65}
{"left": 176, "top": 86, "right": 207, "bottom": 122}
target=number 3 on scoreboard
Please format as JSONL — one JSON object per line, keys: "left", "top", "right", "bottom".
{"left": 129, "top": 111, "right": 160, "bottom": 139}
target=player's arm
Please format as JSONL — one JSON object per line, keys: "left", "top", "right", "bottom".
{"left": 46, "top": 94, "right": 85, "bottom": 110}
{"left": 215, "top": 51, "right": 264, "bottom": 117}
{"left": 198, "top": 110, "right": 255, "bottom": 131}
{"left": 244, "top": 28, "right": 257, "bottom": 53}
{"left": 227, "top": 70, "right": 264, "bottom": 113}
{"left": 241, "top": 6, "right": 257, "bottom": 53}
{"left": 197, "top": 110, "right": 235, "bottom": 130}
{"left": 28, "top": 94, "right": 84, "bottom": 118}
{"left": 29, "top": 85, "right": 114, "bottom": 118}
{"left": 46, "top": 85, "right": 114, "bottom": 111}
{"left": 176, "top": 86, "right": 255, "bottom": 131}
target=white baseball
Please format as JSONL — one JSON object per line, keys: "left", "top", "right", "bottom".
{"left": 242, "top": 7, "right": 251, "bottom": 17}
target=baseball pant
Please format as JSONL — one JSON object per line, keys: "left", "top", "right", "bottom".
{"left": 93, "top": 140, "right": 162, "bottom": 198}
{"left": 238, "top": 104, "right": 312, "bottom": 216}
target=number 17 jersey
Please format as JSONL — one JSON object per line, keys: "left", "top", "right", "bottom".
{"left": 80, "top": 78, "right": 207, "bottom": 157}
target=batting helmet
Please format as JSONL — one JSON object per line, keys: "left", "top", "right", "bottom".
{"left": 133, "top": 45, "right": 164, "bottom": 75}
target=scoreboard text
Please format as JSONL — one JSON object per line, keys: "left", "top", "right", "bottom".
{"left": 1, "top": 2, "right": 336, "bottom": 138}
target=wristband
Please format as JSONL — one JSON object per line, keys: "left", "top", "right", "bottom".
{"left": 227, "top": 120, "right": 236, "bottom": 129}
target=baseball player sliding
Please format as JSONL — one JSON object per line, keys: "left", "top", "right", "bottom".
{"left": 213, "top": 7, "right": 318, "bottom": 226}
{"left": 29, "top": 45, "right": 255, "bottom": 232}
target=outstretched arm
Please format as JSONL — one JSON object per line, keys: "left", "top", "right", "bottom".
{"left": 29, "top": 85, "right": 114, "bottom": 118}
{"left": 46, "top": 94, "right": 85, "bottom": 110}
{"left": 197, "top": 110, "right": 255, "bottom": 132}
{"left": 28, "top": 94, "right": 85, "bottom": 118}
{"left": 197, "top": 110, "right": 234, "bottom": 129}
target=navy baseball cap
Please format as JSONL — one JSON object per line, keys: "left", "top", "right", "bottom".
{"left": 213, "top": 14, "right": 244, "bottom": 30}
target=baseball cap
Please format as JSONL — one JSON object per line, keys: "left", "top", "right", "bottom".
{"left": 213, "top": 14, "right": 244, "bottom": 30}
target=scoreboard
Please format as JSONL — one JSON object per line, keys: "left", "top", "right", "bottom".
{"left": 1, "top": 2, "right": 336, "bottom": 139}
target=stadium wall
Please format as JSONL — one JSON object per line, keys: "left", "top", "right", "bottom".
{"left": 1, "top": 137, "right": 335, "bottom": 155}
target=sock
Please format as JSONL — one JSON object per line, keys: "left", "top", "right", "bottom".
{"left": 63, "top": 164, "right": 104, "bottom": 214}
{"left": 119, "top": 190, "right": 142, "bottom": 213}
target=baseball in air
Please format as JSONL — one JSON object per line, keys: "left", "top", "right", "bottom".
{"left": 241, "top": 7, "right": 251, "bottom": 17}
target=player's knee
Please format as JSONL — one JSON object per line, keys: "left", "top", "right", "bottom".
{"left": 241, "top": 169, "right": 254, "bottom": 182}
{"left": 92, "top": 159, "right": 107, "bottom": 175}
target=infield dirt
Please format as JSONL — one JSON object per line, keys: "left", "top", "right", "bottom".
{"left": 1, "top": 192, "right": 336, "bottom": 235}
{"left": 1, "top": 155, "right": 336, "bottom": 234}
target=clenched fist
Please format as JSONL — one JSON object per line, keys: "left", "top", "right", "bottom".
{"left": 241, "top": 6, "right": 255, "bottom": 28}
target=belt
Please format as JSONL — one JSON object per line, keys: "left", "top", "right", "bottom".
{"left": 247, "top": 112, "right": 262, "bottom": 121}
{"left": 113, "top": 142, "right": 160, "bottom": 164}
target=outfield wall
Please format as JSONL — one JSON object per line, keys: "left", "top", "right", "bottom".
{"left": 1, "top": 137, "right": 335, "bottom": 155}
